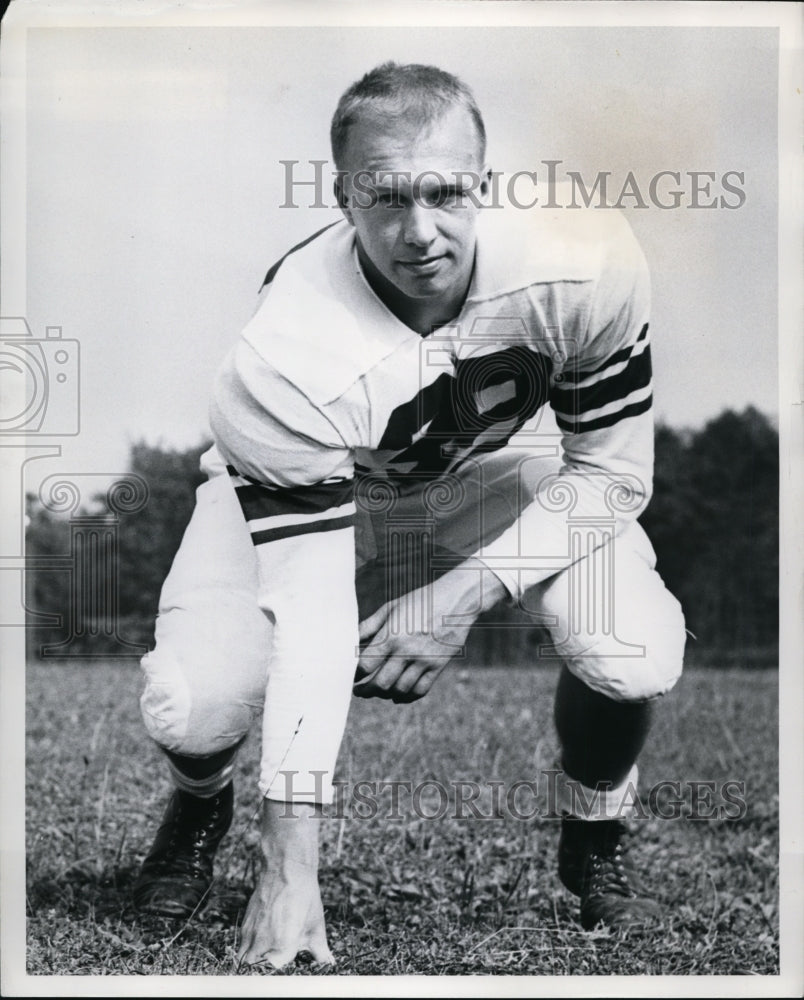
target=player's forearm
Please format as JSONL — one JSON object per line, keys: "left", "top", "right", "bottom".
{"left": 259, "top": 798, "right": 321, "bottom": 870}
{"left": 449, "top": 556, "right": 508, "bottom": 615}
{"left": 472, "top": 424, "right": 653, "bottom": 600}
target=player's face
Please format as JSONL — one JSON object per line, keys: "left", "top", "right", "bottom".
{"left": 338, "top": 106, "right": 489, "bottom": 326}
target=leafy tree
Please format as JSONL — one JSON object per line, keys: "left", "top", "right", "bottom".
{"left": 25, "top": 495, "right": 72, "bottom": 649}
{"left": 642, "top": 407, "right": 778, "bottom": 663}
{"left": 25, "top": 440, "right": 210, "bottom": 656}
{"left": 115, "top": 440, "right": 210, "bottom": 625}
{"left": 26, "top": 409, "right": 778, "bottom": 665}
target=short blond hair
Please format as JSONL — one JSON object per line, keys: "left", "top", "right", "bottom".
{"left": 330, "top": 61, "right": 486, "bottom": 170}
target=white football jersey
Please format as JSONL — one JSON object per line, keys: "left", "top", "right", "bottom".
{"left": 198, "top": 205, "right": 655, "bottom": 800}
{"left": 210, "top": 203, "right": 653, "bottom": 601}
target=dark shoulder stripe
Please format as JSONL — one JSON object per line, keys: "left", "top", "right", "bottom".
{"left": 551, "top": 347, "right": 651, "bottom": 417}
{"left": 260, "top": 222, "right": 342, "bottom": 291}
{"left": 251, "top": 514, "right": 355, "bottom": 546}
{"left": 233, "top": 479, "right": 354, "bottom": 521}
{"left": 561, "top": 323, "right": 649, "bottom": 384}
{"left": 555, "top": 394, "right": 652, "bottom": 434}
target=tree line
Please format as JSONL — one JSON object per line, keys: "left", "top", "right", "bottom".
{"left": 25, "top": 406, "right": 779, "bottom": 667}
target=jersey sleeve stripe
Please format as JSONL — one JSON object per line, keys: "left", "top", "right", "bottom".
{"left": 246, "top": 501, "right": 356, "bottom": 534}
{"left": 551, "top": 345, "right": 652, "bottom": 418}
{"left": 251, "top": 514, "right": 356, "bottom": 546}
{"left": 553, "top": 381, "right": 652, "bottom": 423}
{"left": 227, "top": 468, "right": 356, "bottom": 547}
{"left": 569, "top": 334, "right": 650, "bottom": 390}
{"left": 559, "top": 323, "right": 649, "bottom": 384}
{"left": 230, "top": 476, "right": 355, "bottom": 520}
{"left": 554, "top": 393, "right": 652, "bottom": 434}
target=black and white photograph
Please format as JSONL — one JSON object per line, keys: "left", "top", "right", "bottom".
{"left": 1, "top": 0, "right": 801, "bottom": 993}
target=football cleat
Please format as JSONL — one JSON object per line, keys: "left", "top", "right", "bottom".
{"left": 132, "top": 783, "right": 233, "bottom": 918}
{"left": 558, "top": 816, "right": 663, "bottom": 931}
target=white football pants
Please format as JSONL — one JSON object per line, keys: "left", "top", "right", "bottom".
{"left": 140, "top": 449, "right": 685, "bottom": 804}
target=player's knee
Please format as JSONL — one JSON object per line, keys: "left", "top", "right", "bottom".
{"left": 140, "top": 647, "right": 193, "bottom": 752}
{"left": 139, "top": 602, "right": 270, "bottom": 755}
{"left": 573, "top": 590, "right": 686, "bottom": 703}
{"left": 139, "top": 650, "right": 255, "bottom": 757}
{"left": 640, "top": 588, "right": 687, "bottom": 699}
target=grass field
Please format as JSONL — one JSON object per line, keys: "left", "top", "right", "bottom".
{"left": 25, "top": 660, "right": 779, "bottom": 977}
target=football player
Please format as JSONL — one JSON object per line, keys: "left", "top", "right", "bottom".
{"left": 132, "top": 63, "right": 686, "bottom": 968}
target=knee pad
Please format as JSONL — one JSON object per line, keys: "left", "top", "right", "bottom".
{"left": 140, "top": 644, "right": 194, "bottom": 753}
{"left": 566, "top": 589, "right": 687, "bottom": 703}
{"left": 534, "top": 525, "right": 687, "bottom": 704}
{"left": 139, "top": 469, "right": 272, "bottom": 755}
{"left": 140, "top": 598, "right": 271, "bottom": 756}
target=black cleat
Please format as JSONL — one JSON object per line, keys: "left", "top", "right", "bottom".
{"left": 132, "top": 783, "right": 233, "bottom": 918}
{"left": 558, "top": 817, "right": 662, "bottom": 931}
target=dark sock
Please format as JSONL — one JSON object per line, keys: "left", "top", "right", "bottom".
{"left": 163, "top": 744, "right": 240, "bottom": 782}
{"left": 554, "top": 666, "right": 652, "bottom": 788}
{"left": 161, "top": 738, "right": 245, "bottom": 798}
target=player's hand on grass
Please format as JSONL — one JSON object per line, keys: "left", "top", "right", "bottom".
{"left": 354, "top": 557, "right": 506, "bottom": 703}
{"left": 236, "top": 799, "right": 334, "bottom": 971}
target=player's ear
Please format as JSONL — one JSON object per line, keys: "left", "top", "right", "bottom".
{"left": 334, "top": 171, "right": 354, "bottom": 225}
{"left": 477, "top": 165, "right": 493, "bottom": 206}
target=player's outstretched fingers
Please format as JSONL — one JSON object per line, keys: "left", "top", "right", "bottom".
{"left": 411, "top": 668, "right": 441, "bottom": 700}
{"left": 353, "top": 654, "right": 407, "bottom": 699}
{"left": 236, "top": 864, "right": 335, "bottom": 971}
{"left": 358, "top": 601, "right": 392, "bottom": 643}
{"left": 303, "top": 890, "right": 336, "bottom": 966}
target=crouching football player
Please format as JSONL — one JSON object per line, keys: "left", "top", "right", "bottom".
{"left": 132, "top": 63, "right": 685, "bottom": 966}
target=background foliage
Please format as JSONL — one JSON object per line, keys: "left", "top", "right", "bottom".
{"left": 25, "top": 406, "right": 779, "bottom": 666}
